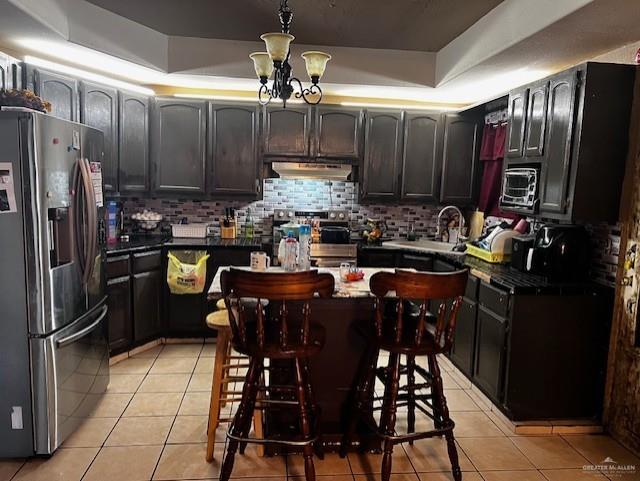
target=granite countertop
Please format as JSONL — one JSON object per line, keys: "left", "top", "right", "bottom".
{"left": 208, "top": 267, "right": 398, "bottom": 299}
{"left": 358, "top": 241, "right": 597, "bottom": 295}
{"left": 106, "top": 235, "right": 263, "bottom": 255}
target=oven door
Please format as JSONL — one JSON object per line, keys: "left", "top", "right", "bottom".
{"left": 500, "top": 168, "right": 539, "bottom": 213}
{"left": 30, "top": 298, "right": 109, "bottom": 454}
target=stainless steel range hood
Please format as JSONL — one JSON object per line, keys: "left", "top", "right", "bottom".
{"left": 271, "top": 162, "right": 352, "bottom": 181}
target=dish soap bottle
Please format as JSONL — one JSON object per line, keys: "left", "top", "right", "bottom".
{"left": 283, "top": 231, "right": 299, "bottom": 272}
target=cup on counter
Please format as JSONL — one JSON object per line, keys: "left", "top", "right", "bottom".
{"left": 339, "top": 262, "right": 352, "bottom": 281}
{"left": 250, "top": 251, "right": 271, "bottom": 271}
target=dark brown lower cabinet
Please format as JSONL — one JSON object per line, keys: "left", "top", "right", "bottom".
{"left": 106, "top": 275, "right": 133, "bottom": 354}
{"left": 450, "top": 297, "right": 477, "bottom": 378}
{"left": 133, "top": 269, "right": 162, "bottom": 343}
{"left": 473, "top": 305, "right": 507, "bottom": 402}
{"left": 399, "top": 252, "right": 434, "bottom": 271}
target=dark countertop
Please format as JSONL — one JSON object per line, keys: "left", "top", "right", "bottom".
{"left": 359, "top": 242, "right": 599, "bottom": 296}
{"left": 106, "top": 235, "right": 262, "bottom": 255}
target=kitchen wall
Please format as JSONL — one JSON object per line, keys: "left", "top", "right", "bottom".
{"left": 118, "top": 178, "right": 444, "bottom": 244}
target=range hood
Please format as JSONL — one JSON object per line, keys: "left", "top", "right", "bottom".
{"left": 271, "top": 162, "right": 352, "bottom": 181}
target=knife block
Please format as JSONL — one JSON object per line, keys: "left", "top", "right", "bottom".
{"left": 220, "top": 220, "right": 236, "bottom": 239}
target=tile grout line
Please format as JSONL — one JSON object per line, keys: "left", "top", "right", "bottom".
{"left": 149, "top": 340, "right": 205, "bottom": 481}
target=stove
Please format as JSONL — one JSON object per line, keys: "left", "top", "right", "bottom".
{"left": 272, "top": 209, "right": 357, "bottom": 267}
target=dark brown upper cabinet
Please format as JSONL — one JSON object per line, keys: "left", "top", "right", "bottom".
{"left": 151, "top": 99, "right": 207, "bottom": 195}
{"left": 119, "top": 92, "right": 150, "bottom": 193}
{"left": 400, "top": 112, "right": 443, "bottom": 202}
{"left": 313, "top": 106, "right": 364, "bottom": 161}
{"left": 360, "top": 110, "right": 404, "bottom": 200}
{"left": 505, "top": 88, "right": 528, "bottom": 158}
{"left": 27, "top": 66, "right": 79, "bottom": 121}
{"left": 524, "top": 82, "right": 549, "bottom": 157}
{"left": 0, "top": 52, "right": 8, "bottom": 90}
{"left": 208, "top": 103, "right": 260, "bottom": 197}
{"left": 539, "top": 73, "right": 577, "bottom": 215}
{"left": 440, "top": 114, "right": 481, "bottom": 205}
{"left": 80, "top": 81, "right": 119, "bottom": 193}
{"left": 263, "top": 106, "right": 312, "bottom": 157}
{"left": 10, "top": 59, "right": 22, "bottom": 90}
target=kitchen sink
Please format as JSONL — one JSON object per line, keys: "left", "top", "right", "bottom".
{"left": 382, "top": 239, "right": 465, "bottom": 255}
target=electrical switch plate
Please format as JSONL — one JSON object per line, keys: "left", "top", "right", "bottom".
{"left": 11, "top": 406, "right": 23, "bottom": 429}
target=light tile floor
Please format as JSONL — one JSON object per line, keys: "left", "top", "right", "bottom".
{"left": 2, "top": 340, "right": 639, "bottom": 481}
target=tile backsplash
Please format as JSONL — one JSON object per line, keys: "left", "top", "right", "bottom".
{"left": 115, "top": 179, "right": 445, "bottom": 244}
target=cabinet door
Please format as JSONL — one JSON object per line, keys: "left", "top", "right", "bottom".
{"left": 263, "top": 106, "right": 312, "bottom": 157}
{"left": 473, "top": 305, "right": 507, "bottom": 402}
{"left": 314, "top": 106, "right": 363, "bottom": 160}
{"left": 450, "top": 298, "right": 477, "bottom": 377}
{"left": 440, "top": 114, "right": 480, "bottom": 205}
{"left": 80, "top": 81, "right": 119, "bottom": 192}
{"left": 401, "top": 112, "right": 442, "bottom": 202}
{"left": 119, "top": 92, "right": 150, "bottom": 193}
{"left": 106, "top": 275, "right": 132, "bottom": 354}
{"left": 29, "top": 67, "right": 79, "bottom": 121}
{"left": 151, "top": 99, "right": 207, "bottom": 194}
{"left": 357, "top": 249, "right": 397, "bottom": 268}
{"left": 540, "top": 73, "right": 577, "bottom": 214}
{"left": 506, "top": 88, "right": 528, "bottom": 158}
{"left": 133, "top": 270, "right": 162, "bottom": 342}
{"left": 209, "top": 103, "right": 259, "bottom": 196}
{"left": 524, "top": 83, "right": 548, "bottom": 157}
{"left": 10, "top": 59, "right": 22, "bottom": 90}
{"left": 361, "top": 110, "right": 403, "bottom": 200}
{"left": 0, "top": 53, "right": 8, "bottom": 90}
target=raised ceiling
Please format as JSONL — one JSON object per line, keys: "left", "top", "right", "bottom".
{"left": 85, "top": 0, "right": 504, "bottom": 51}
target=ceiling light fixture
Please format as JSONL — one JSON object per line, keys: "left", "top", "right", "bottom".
{"left": 23, "top": 56, "right": 155, "bottom": 96}
{"left": 249, "top": 0, "right": 331, "bottom": 107}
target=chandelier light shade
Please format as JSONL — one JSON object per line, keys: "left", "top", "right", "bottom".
{"left": 260, "top": 33, "right": 295, "bottom": 63}
{"left": 250, "top": 0, "right": 331, "bottom": 106}
{"left": 301, "top": 51, "right": 331, "bottom": 82}
{"left": 249, "top": 52, "right": 274, "bottom": 80}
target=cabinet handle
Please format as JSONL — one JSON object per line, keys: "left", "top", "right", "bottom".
{"left": 255, "top": 178, "right": 261, "bottom": 194}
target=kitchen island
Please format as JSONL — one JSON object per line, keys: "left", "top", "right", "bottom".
{"left": 208, "top": 266, "right": 403, "bottom": 448}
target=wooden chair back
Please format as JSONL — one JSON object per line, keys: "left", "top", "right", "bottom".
{"left": 220, "top": 269, "right": 335, "bottom": 352}
{"left": 369, "top": 269, "right": 468, "bottom": 351}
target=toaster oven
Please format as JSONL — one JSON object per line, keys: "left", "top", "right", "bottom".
{"left": 500, "top": 167, "right": 539, "bottom": 213}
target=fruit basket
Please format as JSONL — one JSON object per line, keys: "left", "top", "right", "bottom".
{"left": 131, "top": 210, "right": 162, "bottom": 231}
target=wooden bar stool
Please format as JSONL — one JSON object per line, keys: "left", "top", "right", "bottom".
{"left": 340, "top": 269, "right": 468, "bottom": 481}
{"left": 205, "top": 299, "right": 263, "bottom": 462}
{"left": 218, "top": 268, "right": 334, "bottom": 481}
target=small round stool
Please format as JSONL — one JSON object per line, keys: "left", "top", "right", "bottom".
{"left": 205, "top": 301, "right": 263, "bottom": 462}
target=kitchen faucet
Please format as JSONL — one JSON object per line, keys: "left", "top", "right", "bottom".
{"left": 436, "top": 205, "right": 465, "bottom": 241}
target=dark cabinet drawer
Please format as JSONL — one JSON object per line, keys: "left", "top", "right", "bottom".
{"left": 132, "top": 250, "right": 162, "bottom": 273}
{"left": 106, "top": 255, "right": 130, "bottom": 278}
{"left": 465, "top": 275, "right": 479, "bottom": 300}
{"left": 479, "top": 282, "right": 510, "bottom": 317}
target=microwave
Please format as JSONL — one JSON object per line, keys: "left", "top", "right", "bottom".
{"left": 500, "top": 167, "right": 539, "bottom": 213}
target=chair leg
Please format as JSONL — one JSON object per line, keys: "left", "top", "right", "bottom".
{"left": 427, "top": 356, "right": 444, "bottom": 431}
{"left": 252, "top": 371, "right": 265, "bottom": 457}
{"left": 220, "top": 339, "right": 235, "bottom": 408}
{"left": 379, "top": 352, "right": 401, "bottom": 481}
{"left": 339, "top": 343, "right": 379, "bottom": 458}
{"left": 294, "top": 358, "right": 316, "bottom": 481}
{"left": 219, "top": 356, "right": 262, "bottom": 481}
{"left": 428, "top": 354, "right": 461, "bottom": 481}
{"left": 406, "top": 355, "right": 416, "bottom": 445}
{"left": 206, "top": 328, "right": 231, "bottom": 462}
{"left": 302, "top": 359, "right": 324, "bottom": 460}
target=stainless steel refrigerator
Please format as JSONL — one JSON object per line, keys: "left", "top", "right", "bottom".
{"left": 0, "top": 110, "right": 109, "bottom": 457}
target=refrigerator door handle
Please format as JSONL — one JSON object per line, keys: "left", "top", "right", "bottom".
{"left": 56, "top": 304, "right": 107, "bottom": 348}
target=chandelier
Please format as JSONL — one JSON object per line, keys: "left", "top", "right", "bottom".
{"left": 249, "top": 0, "right": 331, "bottom": 107}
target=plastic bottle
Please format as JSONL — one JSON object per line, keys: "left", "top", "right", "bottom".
{"left": 283, "top": 231, "right": 299, "bottom": 272}
{"left": 298, "top": 224, "right": 311, "bottom": 270}
{"left": 106, "top": 201, "right": 118, "bottom": 245}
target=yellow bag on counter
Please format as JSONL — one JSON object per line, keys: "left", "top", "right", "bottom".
{"left": 167, "top": 251, "right": 210, "bottom": 295}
